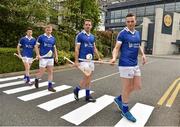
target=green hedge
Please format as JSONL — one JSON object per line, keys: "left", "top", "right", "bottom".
{"left": 0, "top": 48, "right": 74, "bottom": 74}
{"left": 0, "top": 48, "right": 39, "bottom": 74}
{"left": 0, "top": 48, "right": 104, "bottom": 74}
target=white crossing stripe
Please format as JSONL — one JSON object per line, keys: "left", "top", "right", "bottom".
{"left": 0, "top": 75, "right": 24, "bottom": 82}
{"left": 114, "top": 103, "right": 154, "bottom": 127}
{"left": 61, "top": 95, "right": 114, "bottom": 125}
{"left": 3, "top": 81, "right": 50, "bottom": 94}
{"left": 0, "top": 78, "right": 35, "bottom": 88}
{"left": 18, "top": 85, "right": 72, "bottom": 101}
{"left": 37, "top": 90, "right": 94, "bottom": 111}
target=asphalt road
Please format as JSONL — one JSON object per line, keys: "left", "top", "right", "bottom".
{"left": 0, "top": 57, "right": 180, "bottom": 126}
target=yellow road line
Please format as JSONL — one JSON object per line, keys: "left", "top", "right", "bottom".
{"left": 157, "top": 77, "right": 180, "bottom": 106}
{"left": 166, "top": 82, "right": 180, "bottom": 107}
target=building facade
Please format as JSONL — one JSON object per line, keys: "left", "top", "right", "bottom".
{"left": 105, "top": 0, "right": 180, "bottom": 31}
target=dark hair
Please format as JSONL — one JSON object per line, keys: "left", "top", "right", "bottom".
{"left": 126, "top": 13, "right": 136, "bottom": 18}
{"left": 84, "top": 19, "right": 92, "bottom": 24}
{"left": 26, "top": 27, "right": 32, "bottom": 31}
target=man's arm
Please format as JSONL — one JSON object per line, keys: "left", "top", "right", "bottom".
{"left": 94, "top": 44, "right": 101, "bottom": 60}
{"left": 54, "top": 45, "right": 58, "bottom": 63}
{"left": 139, "top": 46, "right": 147, "bottom": 65}
{"left": 75, "top": 44, "right": 80, "bottom": 65}
{"left": 17, "top": 44, "right": 21, "bottom": 57}
{"left": 111, "top": 42, "right": 121, "bottom": 63}
{"left": 34, "top": 44, "right": 40, "bottom": 59}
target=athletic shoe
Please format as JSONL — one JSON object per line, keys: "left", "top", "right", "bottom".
{"left": 121, "top": 106, "right": 136, "bottom": 122}
{"left": 85, "top": 96, "right": 96, "bottom": 102}
{"left": 25, "top": 81, "right": 33, "bottom": 86}
{"left": 48, "top": 87, "right": 56, "bottom": 92}
{"left": 114, "top": 96, "right": 123, "bottom": 111}
{"left": 34, "top": 79, "right": 39, "bottom": 88}
{"left": 73, "top": 88, "right": 79, "bottom": 101}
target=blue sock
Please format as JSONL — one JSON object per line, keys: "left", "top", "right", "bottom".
{"left": 122, "top": 103, "right": 129, "bottom": 113}
{"left": 26, "top": 76, "right": 30, "bottom": 83}
{"left": 24, "top": 75, "right": 27, "bottom": 79}
{"left": 75, "top": 85, "right": 81, "bottom": 93}
{"left": 118, "top": 95, "right": 122, "bottom": 102}
{"left": 48, "top": 81, "right": 52, "bottom": 88}
{"left": 86, "top": 89, "right": 90, "bottom": 97}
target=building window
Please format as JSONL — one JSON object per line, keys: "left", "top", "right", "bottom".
{"left": 165, "top": 3, "right": 175, "bottom": 12}
{"left": 136, "top": 17, "right": 143, "bottom": 22}
{"left": 111, "top": 11, "right": 115, "bottom": 18}
{"left": 176, "top": 2, "right": 180, "bottom": 12}
{"left": 121, "top": 18, "right": 126, "bottom": 23}
{"left": 136, "top": 7, "right": 145, "bottom": 16}
{"left": 114, "top": 19, "right": 121, "bottom": 23}
{"left": 147, "top": 16, "right": 155, "bottom": 21}
{"left": 114, "top": 10, "right": 121, "bottom": 18}
{"left": 129, "top": 7, "right": 136, "bottom": 15}
{"left": 145, "top": 5, "right": 155, "bottom": 15}
{"left": 110, "top": 19, "right": 115, "bottom": 23}
{"left": 155, "top": 4, "right": 164, "bottom": 10}
{"left": 121, "top": 9, "right": 128, "bottom": 17}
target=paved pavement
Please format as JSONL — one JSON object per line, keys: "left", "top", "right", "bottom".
{"left": 0, "top": 57, "right": 180, "bottom": 126}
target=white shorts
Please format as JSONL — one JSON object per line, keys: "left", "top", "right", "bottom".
{"left": 119, "top": 66, "right": 141, "bottom": 78}
{"left": 39, "top": 58, "right": 54, "bottom": 68}
{"left": 22, "top": 57, "right": 33, "bottom": 64}
{"left": 79, "top": 62, "right": 95, "bottom": 73}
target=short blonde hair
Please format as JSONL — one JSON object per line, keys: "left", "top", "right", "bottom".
{"left": 84, "top": 19, "right": 92, "bottom": 24}
{"left": 45, "top": 24, "right": 52, "bottom": 29}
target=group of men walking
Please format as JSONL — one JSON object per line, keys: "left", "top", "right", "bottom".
{"left": 17, "top": 13, "right": 147, "bottom": 122}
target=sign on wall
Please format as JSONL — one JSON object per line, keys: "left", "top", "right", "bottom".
{"left": 161, "top": 12, "right": 173, "bottom": 34}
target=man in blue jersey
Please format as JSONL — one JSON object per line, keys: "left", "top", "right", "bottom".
{"left": 73, "top": 19, "right": 101, "bottom": 102}
{"left": 17, "top": 27, "right": 36, "bottom": 85}
{"left": 34, "top": 25, "right": 58, "bottom": 92}
{"left": 110, "top": 13, "right": 147, "bottom": 122}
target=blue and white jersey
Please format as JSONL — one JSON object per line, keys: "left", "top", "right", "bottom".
{"left": 18, "top": 35, "right": 36, "bottom": 58}
{"left": 36, "top": 33, "right": 56, "bottom": 59}
{"left": 75, "top": 30, "right": 95, "bottom": 60}
{"left": 117, "top": 27, "right": 141, "bottom": 66}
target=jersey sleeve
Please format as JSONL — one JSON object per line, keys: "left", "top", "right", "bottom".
{"left": 94, "top": 36, "right": 96, "bottom": 44}
{"left": 75, "top": 33, "right": 81, "bottom": 45}
{"left": 32, "top": 38, "right": 36, "bottom": 46}
{"left": 18, "top": 37, "right": 23, "bottom": 46}
{"left": 116, "top": 31, "right": 124, "bottom": 44}
{"left": 36, "top": 36, "right": 42, "bottom": 45}
{"left": 138, "top": 31, "right": 142, "bottom": 46}
{"left": 53, "top": 37, "right": 56, "bottom": 47}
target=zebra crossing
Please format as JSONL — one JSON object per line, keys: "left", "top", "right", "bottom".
{"left": 0, "top": 75, "right": 154, "bottom": 126}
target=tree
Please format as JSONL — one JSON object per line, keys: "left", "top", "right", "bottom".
{"left": 0, "top": 0, "right": 58, "bottom": 47}
{"left": 57, "top": 0, "right": 101, "bottom": 51}
{"left": 59, "top": 0, "right": 100, "bottom": 32}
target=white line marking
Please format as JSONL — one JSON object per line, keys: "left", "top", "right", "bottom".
{"left": 0, "top": 75, "right": 24, "bottom": 82}
{"left": 114, "top": 103, "right": 154, "bottom": 127}
{"left": 3, "top": 81, "right": 46, "bottom": 94}
{"left": 18, "top": 85, "right": 72, "bottom": 101}
{"left": 91, "top": 60, "right": 157, "bottom": 83}
{"left": 61, "top": 95, "right": 114, "bottom": 125}
{"left": 37, "top": 90, "right": 94, "bottom": 111}
{"left": 0, "top": 78, "right": 35, "bottom": 88}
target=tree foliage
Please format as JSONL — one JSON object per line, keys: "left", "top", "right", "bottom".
{"left": 0, "top": 0, "right": 101, "bottom": 50}
{"left": 0, "top": 0, "right": 58, "bottom": 47}
{"left": 58, "top": 0, "right": 101, "bottom": 51}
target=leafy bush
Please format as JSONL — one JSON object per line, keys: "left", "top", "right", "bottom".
{"left": 0, "top": 48, "right": 75, "bottom": 74}
{"left": 57, "top": 50, "right": 74, "bottom": 65}
{"left": 95, "top": 31, "right": 118, "bottom": 57}
{"left": 0, "top": 48, "right": 39, "bottom": 74}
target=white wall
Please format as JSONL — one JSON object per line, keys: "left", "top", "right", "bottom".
{"left": 153, "top": 8, "right": 179, "bottom": 55}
